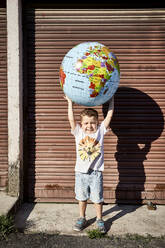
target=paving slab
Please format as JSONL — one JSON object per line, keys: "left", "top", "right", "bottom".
{"left": 15, "top": 203, "right": 165, "bottom": 237}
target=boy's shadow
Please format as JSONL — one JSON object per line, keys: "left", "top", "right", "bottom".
{"left": 87, "top": 86, "right": 164, "bottom": 232}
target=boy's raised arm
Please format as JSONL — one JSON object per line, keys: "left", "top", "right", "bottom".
{"left": 64, "top": 95, "right": 76, "bottom": 132}
{"left": 103, "top": 96, "right": 114, "bottom": 129}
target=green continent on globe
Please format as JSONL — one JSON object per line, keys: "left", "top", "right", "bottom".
{"left": 75, "top": 45, "right": 119, "bottom": 97}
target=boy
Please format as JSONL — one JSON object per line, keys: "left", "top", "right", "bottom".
{"left": 65, "top": 95, "right": 114, "bottom": 233}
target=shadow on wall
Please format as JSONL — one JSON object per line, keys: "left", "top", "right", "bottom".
{"left": 103, "top": 86, "right": 164, "bottom": 204}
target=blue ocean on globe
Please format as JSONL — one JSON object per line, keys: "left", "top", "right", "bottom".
{"left": 60, "top": 42, "right": 120, "bottom": 106}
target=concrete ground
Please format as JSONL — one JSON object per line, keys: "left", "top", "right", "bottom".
{"left": 0, "top": 192, "right": 18, "bottom": 216}
{"left": 15, "top": 203, "right": 165, "bottom": 237}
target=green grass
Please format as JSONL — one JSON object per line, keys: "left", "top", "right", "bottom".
{"left": 0, "top": 215, "right": 16, "bottom": 240}
{"left": 87, "top": 229, "right": 106, "bottom": 239}
{"left": 125, "top": 233, "right": 155, "bottom": 242}
{"left": 87, "top": 230, "right": 165, "bottom": 244}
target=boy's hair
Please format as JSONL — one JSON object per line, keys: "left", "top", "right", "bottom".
{"left": 80, "top": 108, "right": 98, "bottom": 122}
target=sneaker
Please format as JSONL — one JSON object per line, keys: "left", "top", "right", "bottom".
{"left": 96, "top": 219, "right": 106, "bottom": 233}
{"left": 73, "top": 217, "right": 87, "bottom": 231}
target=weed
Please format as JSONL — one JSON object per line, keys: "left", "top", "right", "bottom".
{"left": 87, "top": 229, "right": 106, "bottom": 239}
{"left": 0, "top": 215, "right": 16, "bottom": 240}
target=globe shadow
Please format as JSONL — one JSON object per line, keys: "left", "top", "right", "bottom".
{"left": 101, "top": 86, "right": 164, "bottom": 232}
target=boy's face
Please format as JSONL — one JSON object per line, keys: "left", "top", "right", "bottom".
{"left": 81, "top": 115, "right": 98, "bottom": 134}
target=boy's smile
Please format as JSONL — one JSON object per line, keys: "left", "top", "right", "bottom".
{"left": 81, "top": 116, "right": 98, "bottom": 134}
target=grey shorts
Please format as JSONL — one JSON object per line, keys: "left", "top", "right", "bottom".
{"left": 75, "top": 169, "right": 104, "bottom": 204}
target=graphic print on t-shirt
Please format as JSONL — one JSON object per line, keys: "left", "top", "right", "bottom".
{"left": 78, "top": 136, "right": 101, "bottom": 162}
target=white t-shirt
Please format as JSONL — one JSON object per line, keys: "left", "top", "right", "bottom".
{"left": 71, "top": 121, "right": 108, "bottom": 173}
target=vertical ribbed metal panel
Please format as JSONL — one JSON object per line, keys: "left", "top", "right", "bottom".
{"left": 0, "top": 8, "right": 8, "bottom": 190}
{"left": 24, "top": 9, "right": 165, "bottom": 203}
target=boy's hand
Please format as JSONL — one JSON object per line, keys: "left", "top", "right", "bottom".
{"left": 64, "top": 96, "right": 74, "bottom": 105}
{"left": 108, "top": 96, "right": 114, "bottom": 107}
{"left": 64, "top": 95, "right": 74, "bottom": 105}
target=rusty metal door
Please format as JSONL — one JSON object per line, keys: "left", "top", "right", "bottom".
{"left": 24, "top": 8, "right": 165, "bottom": 203}
{"left": 0, "top": 6, "right": 8, "bottom": 191}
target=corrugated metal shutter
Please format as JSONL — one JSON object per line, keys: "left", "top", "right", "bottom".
{"left": 24, "top": 9, "right": 165, "bottom": 203}
{"left": 0, "top": 7, "right": 8, "bottom": 191}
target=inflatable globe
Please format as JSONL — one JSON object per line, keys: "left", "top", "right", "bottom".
{"left": 59, "top": 42, "right": 120, "bottom": 106}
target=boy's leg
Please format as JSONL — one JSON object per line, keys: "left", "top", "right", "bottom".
{"left": 94, "top": 202, "right": 103, "bottom": 219}
{"left": 94, "top": 202, "right": 106, "bottom": 233}
{"left": 79, "top": 200, "right": 87, "bottom": 218}
{"left": 74, "top": 201, "right": 87, "bottom": 231}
